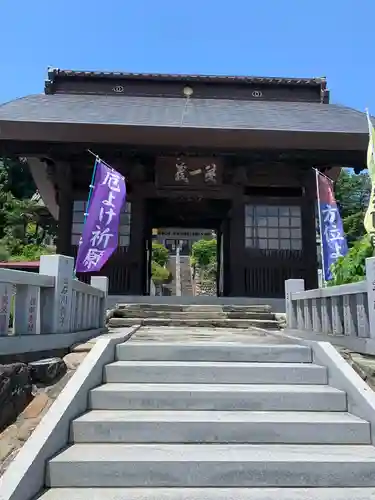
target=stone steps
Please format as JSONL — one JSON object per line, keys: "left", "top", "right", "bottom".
{"left": 179, "top": 256, "right": 194, "bottom": 296}
{"left": 110, "top": 302, "right": 281, "bottom": 329}
{"left": 109, "top": 317, "right": 280, "bottom": 329}
{"left": 113, "top": 310, "right": 275, "bottom": 319}
{"left": 115, "top": 343, "right": 312, "bottom": 362}
{"left": 116, "top": 303, "right": 272, "bottom": 312}
{"left": 89, "top": 383, "right": 346, "bottom": 411}
{"left": 72, "top": 410, "right": 370, "bottom": 444}
{"left": 104, "top": 361, "right": 328, "bottom": 384}
{"left": 41, "top": 341, "right": 375, "bottom": 497}
{"left": 46, "top": 443, "right": 375, "bottom": 488}
{"left": 37, "top": 487, "right": 375, "bottom": 500}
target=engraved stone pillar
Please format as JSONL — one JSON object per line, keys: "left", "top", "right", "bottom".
{"left": 14, "top": 285, "right": 39, "bottom": 335}
{"left": 0, "top": 283, "right": 13, "bottom": 336}
{"left": 285, "top": 279, "right": 305, "bottom": 328}
{"left": 39, "top": 254, "right": 74, "bottom": 334}
{"left": 91, "top": 276, "right": 109, "bottom": 328}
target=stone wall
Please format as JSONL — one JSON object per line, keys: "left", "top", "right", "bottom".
{"left": 0, "top": 363, "right": 32, "bottom": 432}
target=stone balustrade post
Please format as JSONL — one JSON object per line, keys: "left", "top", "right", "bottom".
{"left": 0, "top": 281, "right": 13, "bottom": 336}
{"left": 285, "top": 279, "right": 305, "bottom": 329}
{"left": 39, "top": 255, "right": 74, "bottom": 334}
{"left": 365, "top": 256, "right": 375, "bottom": 339}
{"left": 14, "top": 284, "right": 39, "bottom": 335}
{"left": 91, "top": 276, "right": 109, "bottom": 328}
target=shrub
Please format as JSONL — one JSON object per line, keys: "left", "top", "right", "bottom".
{"left": 9, "top": 244, "right": 55, "bottom": 262}
{"left": 191, "top": 239, "right": 217, "bottom": 268}
{"left": 152, "top": 242, "right": 169, "bottom": 267}
{"left": 151, "top": 260, "right": 170, "bottom": 284}
{"left": 0, "top": 245, "right": 10, "bottom": 261}
{"left": 329, "top": 236, "right": 373, "bottom": 286}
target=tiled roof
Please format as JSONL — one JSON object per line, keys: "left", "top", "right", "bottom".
{"left": 47, "top": 68, "right": 326, "bottom": 87}
{"left": 0, "top": 93, "right": 369, "bottom": 134}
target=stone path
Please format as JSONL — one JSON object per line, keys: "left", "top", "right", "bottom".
{"left": 129, "top": 325, "right": 293, "bottom": 344}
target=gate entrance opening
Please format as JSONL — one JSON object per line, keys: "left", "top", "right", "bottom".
{"left": 145, "top": 197, "right": 232, "bottom": 296}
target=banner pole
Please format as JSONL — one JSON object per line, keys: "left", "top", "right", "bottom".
{"left": 84, "top": 158, "right": 99, "bottom": 225}
{"left": 73, "top": 157, "right": 99, "bottom": 276}
{"left": 315, "top": 168, "right": 326, "bottom": 287}
{"left": 87, "top": 149, "right": 115, "bottom": 172}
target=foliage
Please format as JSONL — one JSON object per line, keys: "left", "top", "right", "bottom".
{"left": 323, "top": 170, "right": 373, "bottom": 285}
{"left": 201, "top": 261, "right": 217, "bottom": 279}
{"left": 334, "top": 169, "right": 371, "bottom": 244}
{"left": 151, "top": 260, "right": 170, "bottom": 284}
{"left": 329, "top": 236, "right": 373, "bottom": 286}
{"left": 9, "top": 244, "right": 55, "bottom": 262}
{"left": 0, "top": 157, "right": 56, "bottom": 262}
{"left": 151, "top": 241, "right": 169, "bottom": 267}
{"left": 0, "top": 158, "right": 35, "bottom": 199}
{"left": 0, "top": 245, "right": 10, "bottom": 262}
{"left": 191, "top": 239, "right": 217, "bottom": 268}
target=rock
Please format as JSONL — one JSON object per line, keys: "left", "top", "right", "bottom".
{"left": 336, "top": 348, "right": 375, "bottom": 390}
{"left": 0, "top": 363, "right": 32, "bottom": 431}
{"left": 275, "top": 313, "right": 287, "bottom": 328}
{"left": 106, "top": 309, "right": 115, "bottom": 323}
{"left": 16, "top": 420, "right": 37, "bottom": 442}
{"left": 70, "top": 340, "right": 96, "bottom": 353}
{"left": 22, "top": 393, "right": 49, "bottom": 419}
{"left": 29, "top": 358, "right": 67, "bottom": 385}
{"left": 0, "top": 436, "right": 17, "bottom": 462}
{"left": 63, "top": 352, "right": 87, "bottom": 370}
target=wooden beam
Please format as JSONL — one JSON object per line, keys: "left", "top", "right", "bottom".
{"left": 55, "top": 162, "right": 74, "bottom": 256}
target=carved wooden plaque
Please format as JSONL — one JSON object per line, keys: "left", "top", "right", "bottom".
{"left": 155, "top": 157, "right": 223, "bottom": 188}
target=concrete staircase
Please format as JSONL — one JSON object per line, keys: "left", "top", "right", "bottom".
{"left": 179, "top": 255, "right": 194, "bottom": 296}
{"left": 162, "top": 256, "right": 177, "bottom": 296}
{"left": 40, "top": 342, "right": 375, "bottom": 498}
{"left": 109, "top": 303, "right": 281, "bottom": 329}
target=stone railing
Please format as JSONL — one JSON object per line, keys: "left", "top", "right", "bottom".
{"left": 285, "top": 256, "right": 375, "bottom": 354}
{"left": 175, "top": 246, "right": 182, "bottom": 296}
{"left": 0, "top": 254, "right": 108, "bottom": 337}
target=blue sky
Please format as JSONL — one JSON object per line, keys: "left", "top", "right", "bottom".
{"left": 1, "top": 0, "right": 374, "bottom": 113}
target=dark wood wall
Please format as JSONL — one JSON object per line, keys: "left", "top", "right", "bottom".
{"left": 49, "top": 75, "right": 323, "bottom": 103}
{"left": 55, "top": 153, "right": 318, "bottom": 298}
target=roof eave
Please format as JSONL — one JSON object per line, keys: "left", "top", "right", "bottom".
{"left": 0, "top": 120, "right": 368, "bottom": 152}
{"left": 46, "top": 68, "right": 326, "bottom": 88}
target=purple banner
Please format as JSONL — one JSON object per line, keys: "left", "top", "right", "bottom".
{"left": 75, "top": 160, "right": 126, "bottom": 273}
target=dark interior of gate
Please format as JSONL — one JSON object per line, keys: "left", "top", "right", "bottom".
{"left": 146, "top": 197, "right": 231, "bottom": 296}
{"left": 0, "top": 69, "right": 369, "bottom": 300}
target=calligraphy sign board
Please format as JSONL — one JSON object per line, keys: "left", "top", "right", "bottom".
{"left": 155, "top": 157, "right": 223, "bottom": 189}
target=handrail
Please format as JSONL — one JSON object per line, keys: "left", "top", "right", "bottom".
{"left": 0, "top": 255, "right": 108, "bottom": 337}
{"left": 285, "top": 257, "right": 375, "bottom": 354}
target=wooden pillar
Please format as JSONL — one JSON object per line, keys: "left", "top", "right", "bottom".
{"left": 55, "top": 162, "right": 73, "bottom": 256}
{"left": 229, "top": 190, "right": 246, "bottom": 296}
{"left": 301, "top": 168, "right": 318, "bottom": 289}
{"left": 128, "top": 192, "right": 146, "bottom": 295}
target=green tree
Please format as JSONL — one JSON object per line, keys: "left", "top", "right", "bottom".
{"left": 0, "top": 157, "right": 56, "bottom": 261}
{"left": 151, "top": 261, "right": 170, "bottom": 285}
{"left": 191, "top": 239, "right": 217, "bottom": 267}
{"left": 334, "top": 169, "right": 370, "bottom": 244}
{"left": 0, "top": 158, "right": 35, "bottom": 199}
{"left": 151, "top": 242, "right": 169, "bottom": 267}
{"left": 330, "top": 236, "right": 373, "bottom": 285}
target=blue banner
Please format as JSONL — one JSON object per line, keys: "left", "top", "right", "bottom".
{"left": 317, "top": 171, "right": 348, "bottom": 281}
